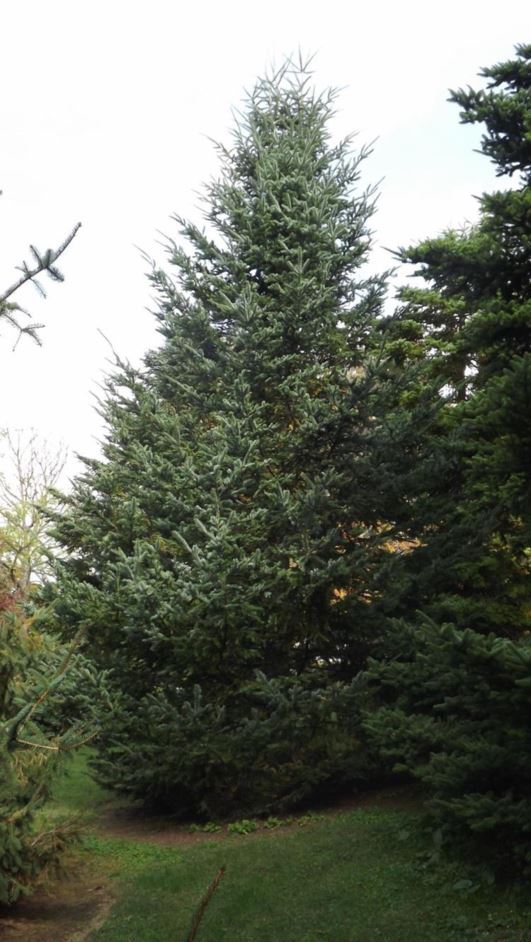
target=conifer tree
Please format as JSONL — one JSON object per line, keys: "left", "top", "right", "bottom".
{"left": 49, "top": 60, "right": 409, "bottom": 815}
{"left": 367, "top": 45, "right": 531, "bottom": 876}
{"left": 385, "top": 43, "right": 531, "bottom": 636}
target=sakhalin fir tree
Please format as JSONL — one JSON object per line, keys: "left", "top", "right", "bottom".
{"left": 49, "top": 60, "right": 409, "bottom": 816}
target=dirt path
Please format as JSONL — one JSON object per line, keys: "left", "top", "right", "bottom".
{"left": 0, "top": 873, "right": 114, "bottom": 942}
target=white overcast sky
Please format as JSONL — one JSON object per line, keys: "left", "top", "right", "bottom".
{"left": 0, "top": 0, "right": 529, "bottom": 482}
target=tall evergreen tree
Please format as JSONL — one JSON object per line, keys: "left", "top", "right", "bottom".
{"left": 384, "top": 43, "right": 531, "bottom": 636}
{"left": 49, "top": 60, "right": 410, "bottom": 816}
{"left": 367, "top": 45, "right": 531, "bottom": 876}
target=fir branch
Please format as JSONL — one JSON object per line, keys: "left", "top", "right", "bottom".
{"left": 0, "top": 223, "right": 81, "bottom": 305}
{"left": 6, "top": 623, "right": 87, "bottom": 746}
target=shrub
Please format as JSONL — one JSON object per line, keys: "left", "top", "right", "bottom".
{"left": 364, "top": 619, "right": 531, "bottom": 877}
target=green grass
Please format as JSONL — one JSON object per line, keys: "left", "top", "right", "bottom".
{"left": 48, "top": 754, "right": 531, "bottom": 942}
{"left": 50, "top": 749, "right": 112, "bottom": 818}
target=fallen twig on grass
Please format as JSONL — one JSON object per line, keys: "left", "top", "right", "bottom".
{"left": 184, "top": 866, "right": 226, "bottom": 942}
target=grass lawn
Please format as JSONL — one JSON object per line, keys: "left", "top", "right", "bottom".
{"left": 44, "top": 753, "right": 531, "bottom": 942}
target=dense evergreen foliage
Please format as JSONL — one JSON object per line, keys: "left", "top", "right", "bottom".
{"left": 47, "top": 61, "right": 416, "bottom": 816}
{"left": 385, "top": 43, "right": 531, "bottom": 636}
{"left": 0, "top": 464, "right": 98, "bottom": 904}
{"left": 0, "top": 507, "right": 98, "bottom": 905}
{"left": 0, "top": 599, "right": 89, "bottom": 903}
{"left": 365, "top": 620, "right": 531, "bottom": 878}
{"left": 0, "top": 433, "right": 91, "bottom": 904}
{"left": 0, "top": 602, "right": 61, "bottom": 905}
{"left": 368, "top": 44, "right": 531, "bottom": 876}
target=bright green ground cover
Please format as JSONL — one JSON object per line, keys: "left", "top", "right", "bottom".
{"left": 47, "top": 753, "right": 531, "bottom": 942}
